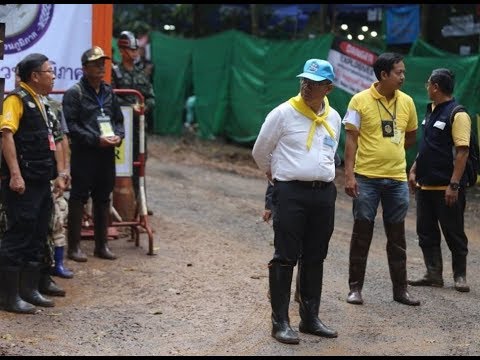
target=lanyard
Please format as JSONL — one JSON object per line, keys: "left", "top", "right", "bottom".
{"left": 37, "top": 95, "right": 53, "bottom": 132}
{"left": 94, "top": 88, "right": 106, "bottom": 115}
{"left": 376, "top": 99, "right": 396, "bottom": 121}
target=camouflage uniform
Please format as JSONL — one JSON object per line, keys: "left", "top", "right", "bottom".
{"left": 49, "top": 193, "right": 68, "bottom": 248}
{"left": 111, "top": 63, "right": 155, "bottom": 113}
{"left": 112, "top": 63, "right": 155, "bottom": 201}
{"left": 45, "top": 96, "right": 66, "bottom": 267}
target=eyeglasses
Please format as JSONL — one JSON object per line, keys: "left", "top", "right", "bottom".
{"left": 35, "top": 69, "right": 55, "bottom": 74}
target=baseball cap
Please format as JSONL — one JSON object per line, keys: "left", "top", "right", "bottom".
{"left": 118, "top": 30, "right": 139, "bottom": 50}
{"left": 81, "top": 46, "right": 110, "bottom": 65}
{"left": 296, "top": 59, "right": 335, "bottom": 82}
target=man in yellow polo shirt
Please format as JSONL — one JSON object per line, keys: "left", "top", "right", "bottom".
{"left": 408, "top": 68, "right": 471, "bottom": 293}
{"left": 343, "top": 52, "right": 420, "bottom": 306}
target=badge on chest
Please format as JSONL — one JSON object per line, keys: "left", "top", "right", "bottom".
{"left": 97, "top": 115, "right": 114, "bottom": 137}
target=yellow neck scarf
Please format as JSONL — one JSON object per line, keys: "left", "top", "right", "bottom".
{"left": 288, "top": 94, "right": 335, "bottom": 150}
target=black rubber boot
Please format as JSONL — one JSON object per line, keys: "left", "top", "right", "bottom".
{"left": 39, "top": 273, "right": 66, "bottom": 297}
{"left": 452, "top": 255, "right": 470, "bottom": 292}
{"left": 19, "top": 262, "right": 55, "bottom": 308}
{"left": 384, "top": 222, "right": 420, "bottom": 306}
{"left": 408, "top": 246, "right": 444, "bottom": 287}
{"left": 93, "top": 202, "right": 117, "bottom": 260}
{"left": 67, "top": 199, "right": 88, "bottom": 262}
{"left": 347, "top": 219, "right": 374, "bottom": 305}
{"left": 298, "top": 262, "right": 337, "bottom": 338}
{"left": 0, "top": 266, "right": 36, "bottom": 314}
{"left": 269, "top": 262, "right": 299, "bottom": 344}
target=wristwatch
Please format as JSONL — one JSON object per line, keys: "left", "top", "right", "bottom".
{"left": 449, "top": 182, "right": 460, "bottom": 191}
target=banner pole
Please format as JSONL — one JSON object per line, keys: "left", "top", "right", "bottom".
{"left": 92, "top": 4, "right": 113, "bottom": 83}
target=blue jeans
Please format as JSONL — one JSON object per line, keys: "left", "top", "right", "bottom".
{"left": 353, "top": 175, "right": 409, "bottom": 224}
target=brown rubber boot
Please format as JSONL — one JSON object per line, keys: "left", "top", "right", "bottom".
{"left": 385, "top": 221, "right": 420, "bottom": 306}
{"left": 408, "top": 246, "right": 444, "bottom": 287}
{"left": 67, "top": 199, "right": 88, "bottom": 262}
{"left": 452, "top": 255, "right": 470, "bottom": 292}
{"left": 347, "top": 219, "right": 374, "bottom": 305}
{"left": 93, "top": 202, "right": 117, "bottom": 260}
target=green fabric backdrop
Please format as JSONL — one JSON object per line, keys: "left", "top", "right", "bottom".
{"left": 150, "top": 30, "right": 480, "bottom": 167}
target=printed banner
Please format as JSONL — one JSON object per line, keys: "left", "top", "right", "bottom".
{"left": 385, "top": 5, "right": 420, "bottom": 45}
{"left": 0, "top": 78, "right": 4, "bottom": 113}
{"left": 0, "top": 22, "right": 4, "bottom": 60}
{"left": 327, "top": 37, "right": 378, "bottom": 95}
{"left": 0, "top": 4, "right": 92, "bottom": 92}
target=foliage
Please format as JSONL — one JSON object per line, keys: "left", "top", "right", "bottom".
{"left": 113, "top": 4, "right": 176, "bottom": 37}
{"left": 113, "top": 4, "right": 480, "bottom": 53}
{"left": 113, "top": 4, "right": 327, "bottom": 40}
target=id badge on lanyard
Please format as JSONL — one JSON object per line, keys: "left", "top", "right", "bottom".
{"left": 378, "top": 100, "right": 400, "bottom": 144}
{"left": 391, "top": 124, "right": 401, "bottom": 144}
{"left": 95, "top": 91, "right": 114, "bottom": 137}
{"left": 98, "top": 114, "right": 114, "bottom": 137}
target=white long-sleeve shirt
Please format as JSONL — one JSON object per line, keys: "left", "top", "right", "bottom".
{"left": 252, "top": 100, "right": 342, "bottom": 182}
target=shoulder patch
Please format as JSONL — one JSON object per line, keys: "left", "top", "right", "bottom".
{"left": 17, "top": 89, "right": 28, "bottom": 98}
{"left": 113, "top": 65, "right": 123, "bottom": 79}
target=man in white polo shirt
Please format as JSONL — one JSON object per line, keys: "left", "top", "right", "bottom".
{"left": 252, "top": 58, "right": 341, "bottom": 345}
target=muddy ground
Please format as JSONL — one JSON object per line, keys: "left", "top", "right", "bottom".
{"left": 1, "top": 134, "right": 480, "bottom": 356}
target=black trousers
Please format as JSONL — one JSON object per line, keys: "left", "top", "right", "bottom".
{"left": 271, "top": 181, "right": 336, "bottom": 266}
{"left": 0, "top": 179, "right": 52, "bottom": 266}
{"left": 416, "top": 189, "right": 468, "bottom": 257}
{"left": 69, "top": 145, "right": 116, "bottom": 206}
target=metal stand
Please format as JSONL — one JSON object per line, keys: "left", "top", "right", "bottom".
{"left": 109, "top": 89, "right": 155, "bottom": 255}
{"left": 51, "top": 88, "right": 156, "bottom": 256}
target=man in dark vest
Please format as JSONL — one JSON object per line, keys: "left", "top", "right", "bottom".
{"left": 0, "top": 53, "right": 67, "bottom": 314}
{"left": 408, "top": 68, "right": 472, "bottom": 293}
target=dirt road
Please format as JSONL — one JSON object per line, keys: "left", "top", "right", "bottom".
{"left": 1, "top": 135, "right": 480, "bottom": 356}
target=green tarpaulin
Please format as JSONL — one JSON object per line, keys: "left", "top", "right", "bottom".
{"left": 150, "top": 30, "right": 480, "bottom": 167}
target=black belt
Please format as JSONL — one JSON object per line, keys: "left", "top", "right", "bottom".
{"left": 275, "top": 180, "right": 331, "bottom": 188}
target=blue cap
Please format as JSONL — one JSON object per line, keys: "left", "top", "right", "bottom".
{"left": 296, "top": 59, "right": 335, "bottom": 82}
